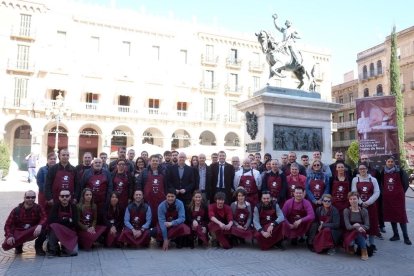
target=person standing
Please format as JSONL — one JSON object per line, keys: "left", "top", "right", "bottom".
{"left": 379, "top": 156, "right": 412, "bottom": 245}
{"left": 306, "top": 160, "right": 330, "bottom": 210}
{"left": 111, "top": 159, "right": 135, "bottom": 214}
{"left": 286, "top": 163, "right": 306, "bottom": 200}
{"left": 329, "top": 161, "right": 351, "bottom": 227}
{"left": 262, "top": 159, "right": 287, "bottom": 205}
{"left": 75, "top": 152, "right": 93, "bottom": 186}
{"left": 234, "top": 158, "right": 262, "bottom": 207}
{"left": 2, "top": 191, "right": 47, "bottom": 255}
{"left": 197, "top": 153, "right": 211, "bottom": 202}
{"left": 25, "top": 152, "right": 38, "bottom": 183}
{"left": 36, "top": 152, "right": 57, "bottom": 212}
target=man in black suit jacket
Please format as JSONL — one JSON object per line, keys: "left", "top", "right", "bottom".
{"left": 167, "top": 152, "right": 196, "bottom": 206}
{"left": 208, "top": 151, "right": 235, "bottom": 204}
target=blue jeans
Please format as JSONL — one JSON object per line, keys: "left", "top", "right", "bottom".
{"left": 355, "top": 233, "right": 367, "bottom": 249}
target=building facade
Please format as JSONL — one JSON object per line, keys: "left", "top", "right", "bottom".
{"left": 0, "top": 0, "right": 331, "bottom": 168}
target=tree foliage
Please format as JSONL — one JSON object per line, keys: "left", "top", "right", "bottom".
{"left": 347, "top": 140, "right": 359, "bottom": 168}
{"left": 390, "top": 25, "right": 407, "bottom": 168}
{"left": 0, "top": 140, "right": 11, "bottom": 179}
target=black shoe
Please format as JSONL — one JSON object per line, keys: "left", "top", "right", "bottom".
{"left": 390, "top": 235, "right": 400, "bottom": 241}
{"left": 35, "top": 249, "right": 46, "bottom": 256}
{"left": 298, "top": 237, "right": 306, "bottom": 243}
{"left": 380, "top": 227, "right": 386, "bottom": 233}
{"left": 376, "top": 233, "right": 384, "bottom": 240}
{"left": 47, "top": 250, "right": 58, "bottom": 258}
{"left": 290, "top": 238, "right": 298, "bottom": 246}
{"left": 369, "top": 244, "right": 377, "bottom": 252}
{"left": 404, "top": 238, "right": 412, "bottom": 245}
{"left": 211, "top": 240, "right": 219, "bottom": 248}
{"left": 307, "top": 244, "right": 315, "bottom": 252}
{"left": 15, "top": 246, "right": 23, "bottom": 254}
{"left": 275, "top": 241, "right": 286, "bottom": 251}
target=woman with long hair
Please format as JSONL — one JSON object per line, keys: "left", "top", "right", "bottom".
{"left": 186, "top": 190, "right": 209, "bottom": 248}
{"left": 230, "top": 188, "right": 254, "bottom": 244}
{"left": 103, "top": 192, "right": 124, "bottom": 247}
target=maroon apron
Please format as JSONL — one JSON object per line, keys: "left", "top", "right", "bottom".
{"left": 331, "top": 178, "right": 350, "bottom": 227}
{"left": 105, "top": 207, "right": 122, "bottom": 247}
{"left": 309, "top": 178, "right": 325, "bottom": 210}
{"left": 112, "top": 173, "right": 130, "bottom": 211}
{"left": 49, "top": 206, "right": 77, "bottom": 251}
{"left": 119, "top": 205, "right": 151, "bottom": 247}
{"left": 156, "top": 205, "right": 191, "bottom": 240}
{"left": 144, "top": 172, "right": 165, "bottom": 226}
{"left": 356, "top": 178, "right": 379, "bottom": 236}
{"left": 313, "top": 209, "right": 334, "bottom": 253}
{"left": 239, "top": 171, "right": 259, "bottom": 207}
{"left": 382, "top": 172, "right": 408, "bottom": 223}
{"left": 190, "top": 208, "right": 209, "bottom": 245}
{"left": 267, "top": 174, "right": 282, "bottom": 202}
{"left": 86, "top": 172, "right": 108, "bottom": 208}
{"left": 52, "top": 168, "right": 75, "bottom": 203}
{"left": 1, "top": 226, "right": 38, "bottom": 251}
{"left": 77, "top": 207, "right": 106, "bottom": 250}
{"left": 231, "top": 205, "right": 253, "bottom": 240}
{"left": 254, "top": 205, "right": 283, "bottom": 250}
{"left": 208, "top": 206, "right": 232, "bottom": 249}
{"left": 286, "top": 177, "right": 305, "bottom": 200}
{"left": 284, "top": 200, "right": 312, "bottom": 238}
{"left": 343, "top": 209, "right": 367, "bottom": 248}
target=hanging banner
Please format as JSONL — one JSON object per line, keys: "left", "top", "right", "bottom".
{"left": 356, "top": 95, "right": 399, "bottom": 166}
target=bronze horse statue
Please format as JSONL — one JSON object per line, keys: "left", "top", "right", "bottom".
{"left": 256, "top": 30, "right": 316, "bottom": 91}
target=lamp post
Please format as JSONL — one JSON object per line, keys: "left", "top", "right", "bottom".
{"left": 49, "top": 92, "right": 65, "bottom": 155}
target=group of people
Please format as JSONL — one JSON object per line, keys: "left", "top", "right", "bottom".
{"left": 2, "top": 147, "right": 411, "bottom": 261}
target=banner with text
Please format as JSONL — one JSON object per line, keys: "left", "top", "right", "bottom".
{"left": 356, "top": 95, "right": 399, "bottom": 167}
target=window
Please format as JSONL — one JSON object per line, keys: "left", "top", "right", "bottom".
{"left": 180, "top": 50, "right": 187, "bottom": 64}
{"left": 253, "top": 76, "right": 260, "bottom": 90}
{"left": 56, "top": 31, "right": 67, "bottom": 48}
{"left": 339, "top": 131, "right": 345, "bottom": 141}
{"left": 19, "top": 14, "right": 31, "bottom": 37}
{"left": 376, "top": 84, "right": 383, "bottom": 96}
{"left": 339, "top": 96, "right": 343, "bottom": 104}
{"left": 229, "top": 48, "right": 238, "bottom": 63}
{"left": 369, "top": 63, "right": 375, "bottom": 77}
{"left": 252, "top": 52, "right": 260, "bottom": 66}
{"left": 377, "top": 60, "right": 383, "bottom": 75}
{"left": 13, "top": 78, "right": 28, "bottom": 106}
{"left": 349, "top": 112, "right": 355, "bottom": 121}
{"left": 205, "top": 70, "right": 214, "bottom": 88}
{"left": 177, "top": 101, "right": 187, "bottom": 116}
{"left": 204, "top": 97, "right": 215, "bottom": 120}
{"left": 152, "top": 46, "right": 160, "bottom": 61}
{"left": 118, "top": 96, "right": 130, "bottom": 106}
{"left": 229, "top": 100, "right": 237, "bottom": 122}
{"left": 17, "top": 45, "right": 30, "bottom": 69}
{"left": 91, "top": 36, "right": 100, "bottom": 52}
{"left": 349, "top": 93, "right": 354, "bottom": 102}
{"left": 349, "top": 130, "right": 356, "bottom": 140}
{"left": 122, "top": 41, "right": 131, "bottom": 57}
{"left": 362, "top": 65, "right": 368, "bottom": 79}
{"left": 85, "top": 93, "right": 98, "bottom": 109}
{"left": 339, "top": 114, "right": 344, "bottom": 123}
{"left": 363, "top": 88, "right": 369, "bottom": 97}
{"left": 51, "top": 89, "right": 65, "bottom": 100}
{"left": 149, "top": 98, "right": 160, "bottom": 114}
{"left": 229, "top": 73, "right": 238, "bottom": 91}
{"left": 206, "top": 45, "right": 214, "bottom": 62}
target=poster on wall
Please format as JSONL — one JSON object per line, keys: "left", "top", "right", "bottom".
{"left": 356, "top": 95, "right": 399, "bottom": 167}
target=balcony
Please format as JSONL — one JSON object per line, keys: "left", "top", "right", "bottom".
{"left": 2, "top": 97, "right": 33, "bottom": 110}
{"left": 358, "top": 67, "right": 386, "bottom": 82}
{"left": 10, "top": 26, "right": 36, "bottom": 41}
{"left": 200, "top": 82, "right": 219, "bottom": 93}
{"left": 6, "top": 59, "right": 35, "bottom": 75}
{"left": 224, "top": 84, "right": 243, "bottom": 96}
{"left": 332, "top": 140, "right": 354, "bottom": 148}
{"left": 176, "top": 110, "right": 188, "bottom": 117}
{"left": 226, "top": 58, "right": 242, "bottom": 69}
{"left": 338, "top": 102, "right": 356, "bottom": 110}
{"left": 336, "top": 120, "right": 356, "bottom": 129}
{"left": 201, "top": 55, "right": 218, "bottom": 66}
{"left": 248, "top": 61, "right": 265, "bottom": 73}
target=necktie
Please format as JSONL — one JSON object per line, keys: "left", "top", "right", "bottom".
{"left": 219, "top": 164, "right": 224, "bottom": 188}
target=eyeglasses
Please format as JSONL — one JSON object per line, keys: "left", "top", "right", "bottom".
{"left": 25, "top": 196, "right": 36, "bottom": 200}
{"left": 359, "top": 168, "right": 367, "bottom": 170}
{"left": 323, "top": 200, "right": 331, "bottom": 203}
{"left": 59, "top": 194, "right": 71, "bottom": 198}
{"left": 313, "top": 164, "right": 321, "bottom": 167}
{"left": 117, "top": 163, "right": 125, "bottom": 166}
{"left": 361, "top": 158, "right": 368, "bottom": 160}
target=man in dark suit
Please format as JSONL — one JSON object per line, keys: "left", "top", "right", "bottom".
{"left": 196, "top": 153, "right": 212, "bottom": 202}
{"left": 167, "top": 152, "right": 196, "bottom": 206}
{"left": 208, "top": 151, "right": 235, "bottom": 204}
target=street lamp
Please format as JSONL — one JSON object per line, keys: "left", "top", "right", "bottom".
{"left": 46, "top": 92, "right": 65, "bottom": 155}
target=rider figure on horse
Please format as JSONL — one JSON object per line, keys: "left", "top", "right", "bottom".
{"left": 272, "top": 14, "right": 302, "bottom": 66}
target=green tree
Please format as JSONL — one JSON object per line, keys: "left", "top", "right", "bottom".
{"left": 0, "top": 140, "right": 11, "bottom": 179}
{"left": 347, "top": 140, "right": 359, "bottom": 168}
{"left": 390, "top": 25, "right": 407, "bottom": 168}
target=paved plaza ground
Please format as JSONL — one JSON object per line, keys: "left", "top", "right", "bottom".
{"left": 0, "top": 171, "right": 414, "bottom": 276}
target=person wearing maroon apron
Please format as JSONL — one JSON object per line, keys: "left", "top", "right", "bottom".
{"left": 282, "top": 186, "right": 315, "bottom": 243}
{"left": 352, "top": 162, "right": 380, "bottom": 250}
{"left": 186, "top": 190, "right": 209, "bottom": 248}
{"left": 262, "top": 159, "right": 287, "bottom": 207}
{"left": 286, "top": 163, "right": 306, "bottom": 201}
{"left": 36, "top": 152, "right": 57, "bottom": 215}
{"left": 308, "top": 194, "right": 341, "bottom": 254}
{"left": 81, "top": 158, "right": 113, "bottom": 224}
{"left": 76, "top": 188, "right": 106, "bottom": 250}
{"left": 137, "top": 155, "right": 167, "bottom": 227}
{"left": 306, "top": 160, "right": 330, "bottom": 210}
{"left": 230, "top": 188, "right": 254, "bottom": 242}
{"left": 111, "top": 159, "right": 134, "bottom": 213}
{"left": 2, "top": 190, "right": 47, "bottom": 255}
{"left": 253, "top": 191, "right": 285, "bottom": 250}
{"left": 45, "top": 149, "right": 79, "bottom": 207}
{"left": 343, "top": 191, "right": 370, "bottom": 261}
{"left": 380, "top": 157, "right": 412, "bottom": 245}
{"left": 48, "top": 189, "right": 79, "bottom": 257}
{"left": 157, "top": 189, "right": 190, "bottom": 251}
{"left": 234, "top": 158, "right": 262, "bottom": 207}
{"left": 119, "top": 190, "right": 152, "bottom": 248}
{"left": 208, "top": 192, "right": 234, "bottom": 249}
{"left": 330, "top": 161, "right": 351, "bottom": 228}
{"left": 103, "top": 192, "right": 124, "bottom": 247}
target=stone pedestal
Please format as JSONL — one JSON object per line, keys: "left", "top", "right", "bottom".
{"left": 236, "top": 86, "right": 341, "bottom": 163}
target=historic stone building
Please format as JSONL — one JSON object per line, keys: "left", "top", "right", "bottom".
{"left": 0, "top": 0, "right": 331, "bottom": 168}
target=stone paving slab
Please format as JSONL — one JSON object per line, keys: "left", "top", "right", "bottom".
{"left": 1, "top": 172, "right": 414, "bottom": 275}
